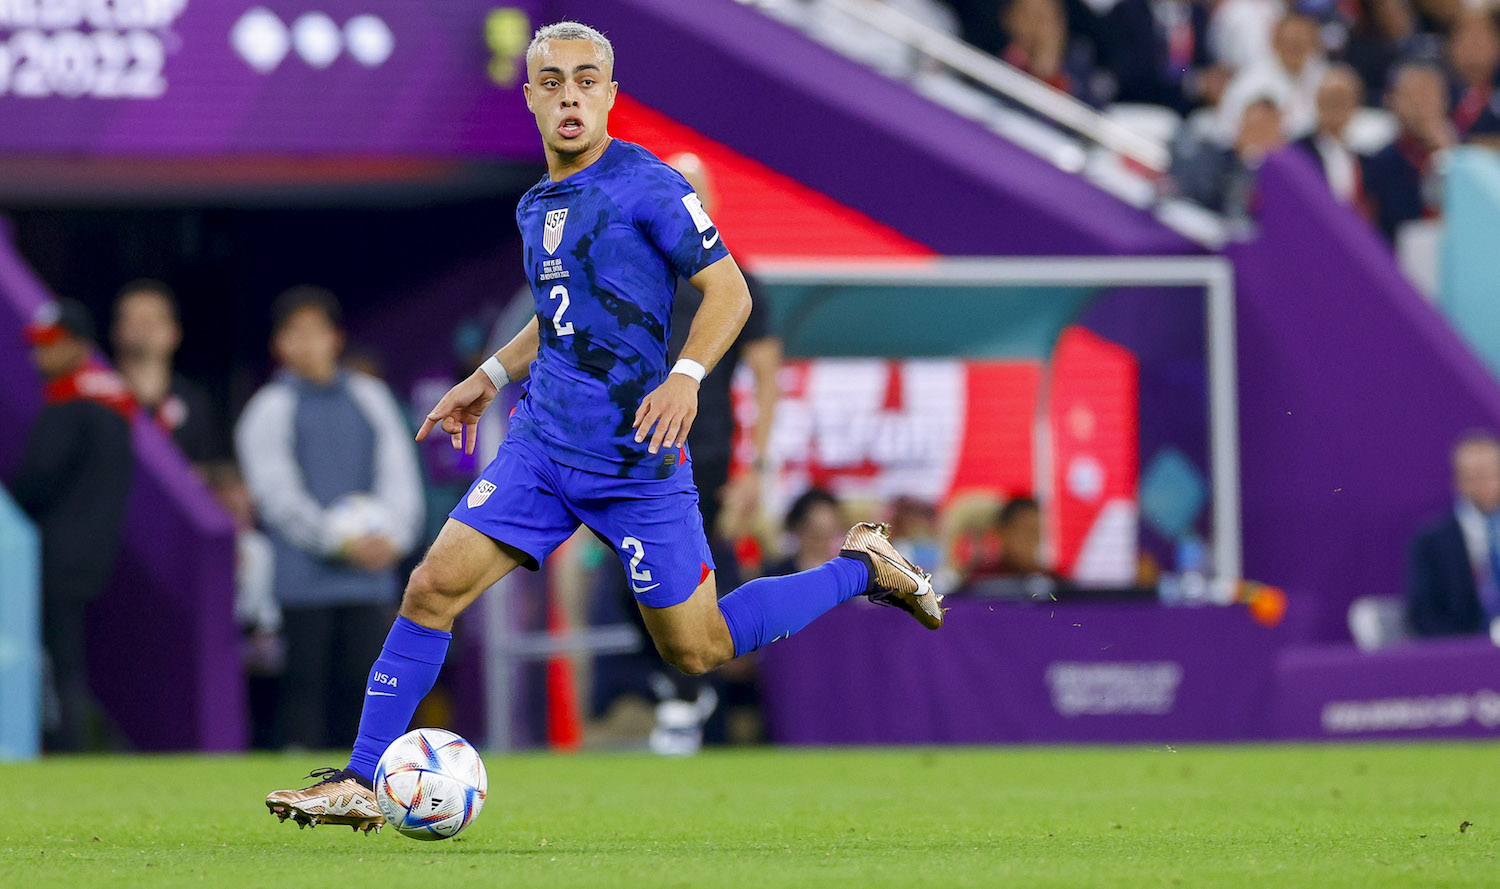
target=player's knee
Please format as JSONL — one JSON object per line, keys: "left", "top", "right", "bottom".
{"left": 400, "top": 562, "right": 463, "bottom": 621}
{"left": 666, "top": 651, "right": 715, "bottom": 676}
{"left": 658, "top": 640, "right": 724, "bottom": 676}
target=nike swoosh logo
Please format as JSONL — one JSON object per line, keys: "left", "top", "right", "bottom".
{"left": 632, "top": 581, "right": 662, "bottom": 594}
{"left": 702, "top": 231, "right": 720, "bottom": 249}
{"left": 366, "top": 689, "right": 397, "bottom": 697}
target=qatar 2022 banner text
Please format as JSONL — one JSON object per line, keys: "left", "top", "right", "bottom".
{"left": 0, "top": 1, "right": 545, "bottom": 155}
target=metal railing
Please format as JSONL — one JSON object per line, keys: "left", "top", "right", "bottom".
{"left": 737, "top": 0, "right": 1169, "bottom": 173}
{"left": 738, "top": 0, "right": 1228, "bottom": 245}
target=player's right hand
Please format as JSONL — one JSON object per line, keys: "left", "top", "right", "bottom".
{"left": 416, "top": 370, "right": 496, "bottom": 455}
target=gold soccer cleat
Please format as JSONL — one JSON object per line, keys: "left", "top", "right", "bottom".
{"left": 841, "top": 522, "right": 945, "bottom": 629}
{"left": 266, "top": 768, "right": 385, "bottom": 834}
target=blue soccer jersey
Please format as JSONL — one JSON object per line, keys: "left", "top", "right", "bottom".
{"left": 508, "top": 139, "right": 731, "bottom": 479}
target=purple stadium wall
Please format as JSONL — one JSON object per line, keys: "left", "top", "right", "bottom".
{"left": 1228, "top": 151, "right": 1500, "bottom": 641}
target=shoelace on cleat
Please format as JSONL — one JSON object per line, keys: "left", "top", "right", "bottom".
{"left": 302, "top": 767, "right": 347, "bottom": 789}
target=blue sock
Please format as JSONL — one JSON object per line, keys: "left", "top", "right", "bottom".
{"left": 716, "top": 556, "right": 869, "bottom": 657}
{"left": 347, "top": 615, "right": 451, "bottom": 780}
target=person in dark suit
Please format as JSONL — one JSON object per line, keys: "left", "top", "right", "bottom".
{"left": 1364, "top": 61, "right": 1454, "bottom": 242}
{"left": 1067, "top": 0, "right": 1211, "bottom": 112}
{"left": 1447, "top": 9, "right": 1500, "bottom": 137}
{"left": 1407, "top": 432, "right": 1500, "bottom": 637}
{"left": 1293, "top": 65, "right": 1367, "bottom": 206}
{"left": 110, "top": 280, "right": 224, "bottom": 470}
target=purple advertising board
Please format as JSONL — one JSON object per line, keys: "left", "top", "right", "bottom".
{"left": 1273, "top": 639, "right": 1500, "bottom": 741}
{"left": 0, "top": 1, "right": 544, "bottom": 156}
{"left": 758, "top": 599, "right": 1296, "bottom": 745}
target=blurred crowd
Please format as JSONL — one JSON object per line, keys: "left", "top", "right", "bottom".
{"left": 805, "top": 0, "right": 1500, "bottom": 236}
{"left": 13, "top": 282, "right": 425, "bottom": 752}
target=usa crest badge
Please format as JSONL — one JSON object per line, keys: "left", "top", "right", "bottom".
{"left": 543, "top": 208, "right": 569, "bottom": 255}
{"left": 467, "top": 479, "right": 497, "bottom": 508}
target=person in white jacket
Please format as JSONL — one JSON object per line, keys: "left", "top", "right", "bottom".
{"left": 235, "top": 286, "right": 422, "bottom": 750}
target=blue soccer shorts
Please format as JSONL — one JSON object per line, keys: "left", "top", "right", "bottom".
{"left": 449, "top": 435, "right": 714, "bottom": 609}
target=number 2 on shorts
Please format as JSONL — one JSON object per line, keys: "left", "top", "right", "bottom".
{"left": 621, "top": 536, "right": 653, "bottom": 583}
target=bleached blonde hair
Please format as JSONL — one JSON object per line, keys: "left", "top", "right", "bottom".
{"left": 526, "top": 21, "right": 614, "bottom": 73}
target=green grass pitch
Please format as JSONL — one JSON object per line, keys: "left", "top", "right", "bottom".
{"left": 1, "top": 744, "right": 1496, "bottom": 888}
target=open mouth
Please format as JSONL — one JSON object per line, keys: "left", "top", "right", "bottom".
{"left": 558, "top": 116, "right": 584, "bottom": 139}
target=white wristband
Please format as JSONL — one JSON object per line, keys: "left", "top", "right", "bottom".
{"left": 479, "top": 356, "right": 510, "bottom": 391}
{"left": 670, "top": 358, "right": 706, "bottom": 383}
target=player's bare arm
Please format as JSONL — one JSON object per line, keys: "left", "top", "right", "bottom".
{"left": 633, "top": 254, "right": 752, "bottom": 454}
{"left": 416, "top": 316, "right": 540, "bottom": 455}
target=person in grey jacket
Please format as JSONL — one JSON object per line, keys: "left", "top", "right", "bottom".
{"left": 235, "top": 286, "right": 423, "bottom": 749}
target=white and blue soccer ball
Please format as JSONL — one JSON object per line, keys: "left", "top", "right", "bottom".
{"left": 374, "top": 728, "right": 488, "bottom": 840}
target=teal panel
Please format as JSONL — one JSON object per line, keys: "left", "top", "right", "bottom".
{"left": 0, "top": 485, "right": 40, "bottom": 760}
{"left": 1440, "top": 148, "right": 1500, "bottom": 379}
{"left": 1139, "top": 447, "right": 1208, "bottom": 540}
{"left": 764, "top": 283, "right": 1100, "bottom": 359}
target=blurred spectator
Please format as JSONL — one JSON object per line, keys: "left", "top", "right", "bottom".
{"left": 1080, "top": 0, "right": 1212, "bottom": 112}
{"left": 994, "top": 496, "right": 1047, "bottom": 575}
{"left": 1407, "top": 432, "right": 1500, "bottom": 637}
{"left": 946, "top": 494, "right": 1064, "bottom": 597}
{"left": 1000, "top": 0, "right": 1080, "bottom": 94}
{"left": 986, "top": 498, "right": 1064, "bottom": 597}
{"left": 10, "top": 299, "right": 135, "bottom": 751}
{"left": 665, "top": 152, "right": 783, "bottom": 564}
{"left": 945, "top": 0, "right": 1009, "bottom": 55}
{"left": 941, "top": 491, "right": 1004, "bottom": 589}
{"left": 1208, "top": 0, "right": 1284, "bottom": 72}
{"left": 763, "top": 489, "right": 847, "bottom": 577}
{"left": 1171, "top": 95, "right": 1286, "bottom": 221}
{"left": 1466, "top": 91, "right": 1500, "bottom": 150}
{"left": 207, "top": 463, "right": 282, "bottom": 749}
{"left": 1411, "top": 0, "right": 1463, "bottom": 36}
{"left": 1220, "top": 13, "right": 1329, "bottom": 141}
{"left": 110, "top": 279, "right": 222, "bottom": 469}
{"left": 1293, "top": 65, "right": 1367, "bottom": 204}
{"left": 889, "top": 496, "right": 942, "bottom": 578}
{"left": 1364, "top": 60, "right": 1453, "bottom": 241}
{"left": 1345, "top": 0, "right": 1429, "bottom": 106}
{"left": 234, "top": 286, "right": 423, "bottom": 750}
{"left": 1447, "top": 9, "right": 1500, "bottom": 136}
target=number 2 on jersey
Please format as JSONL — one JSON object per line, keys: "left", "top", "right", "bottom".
{"left": 549, "top": 284, "right": 575, "bottom": 336}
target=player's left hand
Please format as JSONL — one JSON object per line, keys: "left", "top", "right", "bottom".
{"left": 633, "top": 373, "right": 699, "bottom": 455}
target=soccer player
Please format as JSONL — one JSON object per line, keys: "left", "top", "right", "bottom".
{"left": 265, "top": 21, "right": 943, "bottom": 832}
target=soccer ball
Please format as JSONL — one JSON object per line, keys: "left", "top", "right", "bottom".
{"left": 374, "top": 728, "right": 488, "bottom": 840}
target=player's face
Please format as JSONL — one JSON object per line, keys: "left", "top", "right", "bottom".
{"left": 523, "top": 39, "right": 617, "bottom": 160}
